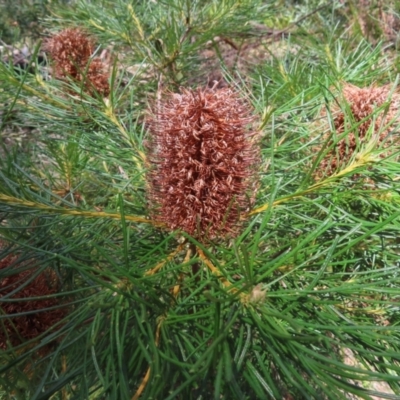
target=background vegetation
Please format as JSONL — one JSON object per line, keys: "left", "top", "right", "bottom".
{"left": 1, "top": 0, "right": 400, "bottom": 399}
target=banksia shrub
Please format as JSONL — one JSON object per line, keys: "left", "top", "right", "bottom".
{"left": 147, "top": 87, "right": 259, "bottom": 240}
{"left": 0, "top": 250, "right": 65, "bottom": 349}
{"left": 317, "top": 83, "right": 400, "bottom": 177}
{"left": 44, "top": 27, "right": 110, "bottom": 96}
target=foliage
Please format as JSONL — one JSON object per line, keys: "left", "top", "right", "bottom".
{"left": 1, "top": 0, "right": 400, "bottom": 399}
{"left": 0, "top": 0, "right": 53, "bottom": 43}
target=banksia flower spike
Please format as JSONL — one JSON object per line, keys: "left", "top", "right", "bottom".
{"left": 44, "top": 27, "right": 110, "bottom": 96}
{"left": 317, "top": 83, "right": 400, "bottom": 177}
{"left": 147, "top": 86, "right": 259, "bottom": 240}
{"left": 0, "top": 250, "right": 65, "bottom": 349}
{"left": 84, "top": 57, "right": 110, "bottom": 96}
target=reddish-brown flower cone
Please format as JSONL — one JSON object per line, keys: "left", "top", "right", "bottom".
{"left": 83, "top": 57, "right": 110, "bottom": 96}
{"left": 44, "top": 28, "right": 94, "bottom": 80}
{"left": 317, "top": 83, "right": 400, "bottom": 177}
{"left": 0, "top": 251, "right": 65, "bottom": 349}
{"left": 44, "top": 28, "right": 110, "bottom": 96}
{"left": 147, "top": 87, "right": 259, "bottom": 240}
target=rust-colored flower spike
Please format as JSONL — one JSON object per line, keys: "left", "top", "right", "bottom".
{"left": 81, "top": 57, "right": 110, "bottom": 96}
{"left": 44, "top": 27, "right": 110, "bottom": 96}
{"left": 317, "top": 83, "right": 400, "bottom": 177}
{"left": 0, "top": 250, "right": 65, "bottom": 349}
{"left": 147, "top": 86, "right": 259, "bottom": 240}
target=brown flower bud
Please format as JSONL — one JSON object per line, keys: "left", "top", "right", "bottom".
{"left": 147, "top": 86, "right": 259, "bottom": 240}
{"left": 249, "top": 284, "right": 267, "bottom": 304}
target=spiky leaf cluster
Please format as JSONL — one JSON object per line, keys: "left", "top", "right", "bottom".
{"left": 1, "top": 1, "right": 400, "bottom": 399}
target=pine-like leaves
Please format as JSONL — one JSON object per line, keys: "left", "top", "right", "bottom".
{"left": 147, "top": 87, "right": 259, "bottom": 239}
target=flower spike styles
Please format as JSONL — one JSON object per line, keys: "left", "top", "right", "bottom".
{"left": 147, "top": 86, "right": 259, "bottom": 240}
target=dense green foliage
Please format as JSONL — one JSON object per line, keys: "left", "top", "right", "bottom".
{"left": 1, "top": 0, "right": 400, "bottom": 399}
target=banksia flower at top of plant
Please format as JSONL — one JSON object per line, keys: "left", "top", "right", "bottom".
{"left": 44, "top": 27, "right": 110, "bottom": 96}
{"left": 147, "top": 86, "right": 259, "bottom": 240}
{"left": 317, "top": 83, "right": 400, "bottom": 177}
